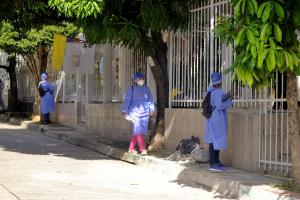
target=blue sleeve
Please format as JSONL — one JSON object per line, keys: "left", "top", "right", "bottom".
{"left": 212, "top": 89, "right": 232, "bottom": 110}
{"left": 120, "top": 87, "right": 133, "bottom": 113}
{"left": 147, "top": 86, "right": 155, "bottom": 112}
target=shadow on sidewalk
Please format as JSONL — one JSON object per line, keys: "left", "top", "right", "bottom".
{"left": 0, "top": 126, "right": 111, "bottom": 161}
{"left": 173, "top": 162, "right": 238, "bottom": 199}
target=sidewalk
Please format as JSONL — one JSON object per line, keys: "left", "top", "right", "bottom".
{"left": 20, "top": 120, "right": 300, "bottom": 200}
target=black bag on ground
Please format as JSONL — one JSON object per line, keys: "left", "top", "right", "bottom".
{"left": 202, "top": 90, "right": 214, "bottom": 119}
{"left": 176, "top": 136, "right": 200, "bottom": 155}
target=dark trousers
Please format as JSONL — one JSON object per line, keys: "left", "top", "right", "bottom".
{"left": 209, "top": 143, "right": 220, "bottom": 166}
{"left": 41, "top": 113, "right": 50, "bottom": 123}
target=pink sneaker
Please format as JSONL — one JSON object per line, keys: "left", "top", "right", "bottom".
{"left": 128, "top": 150, "right": 137, "bottom": 154}
{"left": 141, "top": 150, "right": 147, "bottom": 156}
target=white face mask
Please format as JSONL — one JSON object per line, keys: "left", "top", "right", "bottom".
{"left": 137, "top": 80, "right": 145, "bottom": 86}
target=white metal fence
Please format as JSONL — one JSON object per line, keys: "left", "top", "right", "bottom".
{"left": 258, "top": 75, "right": 292, "bottom": 177}
{"left": 169, "top": 0, "right": 233, "bottom": 108}
{"left": 18, "top": 44, "right": 146, "bottom": 104}
{"left": 168, "top": 0, "right": 292, "bottom": 177}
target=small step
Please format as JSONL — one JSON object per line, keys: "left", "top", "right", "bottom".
{"left": 41, "top": 124, "right": 75, "bottom": 132}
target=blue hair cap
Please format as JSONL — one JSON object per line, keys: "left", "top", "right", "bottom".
{"left": 133, "top": 72, "right": 145, "bottom": 80}
{"left": 211, "top": 72, "right": 222, "bottom": 85}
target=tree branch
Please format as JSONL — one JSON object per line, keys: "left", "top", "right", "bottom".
{"left": 0, "top": 65, "right": 8, "bottom": 70}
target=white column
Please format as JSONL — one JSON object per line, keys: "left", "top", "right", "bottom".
{"left": 103, "top": 44, "right": 112, "bottom": 103}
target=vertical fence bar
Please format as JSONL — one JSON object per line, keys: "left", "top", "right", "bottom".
{"left": 275, "top": 72, "right": 278, "bottom": 172}
{"left": 168, "top": 31, "right": 174, "bottom": 108}
{"left": 280, "top": 73, "right": 284, "bottom": 172}
{"left": 200, "top": 5, "right": 203, "bottom": 101}
{"left": 286, "top": 106, "right": 289, "bottom": 175}
{"left": 264, "top": 89, "right": 268, "bottom": 171}
{"left": 196, "top": 9, "right": 200, "bottom": 104}
{"left": 269, "top": 79, "right": 273, "bottom": 171}
{"left": 62, "top": 72, "right": 66, "bottom": 104}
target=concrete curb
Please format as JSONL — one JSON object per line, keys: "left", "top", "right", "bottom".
{"left": 21, "top": 120, "right": 299, "bottom": 200}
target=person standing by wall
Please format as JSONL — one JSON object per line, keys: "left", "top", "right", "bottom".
{"left": 0, "top": 78, "right": 6, "bottom": 111}
{"left": 204, "top": 72, "right": 233, "bottom": 172}
{"left": 121, "top": 72, "right": 155, "bottom": 155}
{"left": 38, "top": 73, "right": 56, "bottom": 124}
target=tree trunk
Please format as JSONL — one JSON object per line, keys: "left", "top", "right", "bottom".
{"left": 7, "top": 56, "right": 18, "bottom": 111}
{"left": 24, "top": 46, "right": 48, "bottom": 116}
{"left": 286, "top": 71, "right": 300, "bottom": 185}
{"left": 37, "top": 46, "right": 48, "bottom": 76}
{"left": 33, "top": 46, "right": 48, "bottom": 116}
{"left": 146, "top": 32, "right": 169, "bottom": 151}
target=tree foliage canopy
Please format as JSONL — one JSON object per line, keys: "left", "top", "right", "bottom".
{"left": 0, "top": 21, "right": 77, "bottom": 55}
{"left": 214, "top": 0, "right": 300, "bottom": 88}
{"left": 49, "top": 0, "right": 194, "bottom": 50}
{"left": 0, "top": 0, "right": 78, "bottom": 56}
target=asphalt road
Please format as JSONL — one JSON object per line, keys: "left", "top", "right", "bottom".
{"left": 0, "top": 123, "right": 232, "bottom": 200}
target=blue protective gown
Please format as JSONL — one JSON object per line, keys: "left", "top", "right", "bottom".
{"left": 204, "top": 86, "right": 232, "bottom": 150}
{"left": 121, "top": 85, "right": 155, "bottom": 135}
{"left": 39, "top": 80, "right": 55, "bottom": 114}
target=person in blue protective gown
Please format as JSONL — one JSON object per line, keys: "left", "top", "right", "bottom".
{"left": 121, "top": 72, "right": 155, "bottom": 155}
{"left": 204, "top": 72, "right": 233, "bottom": 172}
{"left": 39, "top": 73, "right": 56, "bottom": 124}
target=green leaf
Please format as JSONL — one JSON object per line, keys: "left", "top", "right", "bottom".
{"left": 252, "top": 71, "right": 260, "bottom": 81}
{"left": 268, "top": 37, "right": 276, "bottom": 49}
{"left": 285, "top": 52, "right": 294, "bottom": 70}
{"left": 262, "top": 2, "right": 271, "bottom": 23}
{"left": 242, "top": 54, "right": 251, "bottom": 63}
{"left": 273, "top": 2, "right": 284, "bottom": 20}
{"left": 257, "top": 41, "right": 264, "bottom": 55}
{"left": 242, "top": 0, "right": 246, "bottom": 14}
{"left": 266, "top": 48, "right": 276, "bottom": 72}
{"left": 235, "top": 28, "right": 245, "bottom": 47}
{"left": 247, "top": 29, "right": 256, "bottom": 44}
{"left": 247, "top": 0, "right": 254, "bottom": 15}
{"left": 273, "top": 23, "right": 282, "bottom": 42}
{"left": 248, "top": 57, "right": 256, "bottom": 68}
{"left": 250, "top": 0, "right": 259, "bottom": 13}
{"left": 277, "top": 52, "right": 284, "bottom": 68}
{"left": 293, "top": 8, "right": 300, "bottom": 27}
{"left": 234, "top": 0, "right": 242, "bottom": 16}
{"left": 257, "top": 2, "right": 268, "bottom": 18}
{"left": 236, "top": 65, "right": 246, "bottom": 83}
{"left": 251, "top": 45, "right": 257, "bottom": 57}
{"left": 290, "top": 51, "right": 299, "bottom": 66}
{"left": 265, "top": 24, "right": 273, "bottom": 40}
{"left": 248, "top": 26, "right": 259, "bottom": 36}
{"left": 258, "top": 48, "right": 269, "bottom": 68}
{"left": 260, "top": 23, "right": 269, "bottom": 41}
{"left": 245, "top": 70, "right": 254, "bottom": 86}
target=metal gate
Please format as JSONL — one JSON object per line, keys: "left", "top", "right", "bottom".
{"left": 258, "top": 74, "right": 292, "bottom": 177}
{"left": 168, "top": 0, "right": 293, "bottom": 177}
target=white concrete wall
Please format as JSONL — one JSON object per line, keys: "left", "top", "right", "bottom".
{"left": 86, "top": 103, "right": 132, "bottom": 141}
{"left": 164, "top": 108, "right": 261, "bottom": 173}
{"left": 53, "top": 103, "right": 292, "bottom": 173}
{"left": 52, "top": 103, "right": 77, "bottom": 127}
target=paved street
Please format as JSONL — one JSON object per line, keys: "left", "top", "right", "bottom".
{"left": 0, "top": 122, "right": 232, "bottom": 200}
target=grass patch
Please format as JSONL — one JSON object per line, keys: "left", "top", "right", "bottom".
{"left": 274, "top": 182, "right": 300, "bottom": 193}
